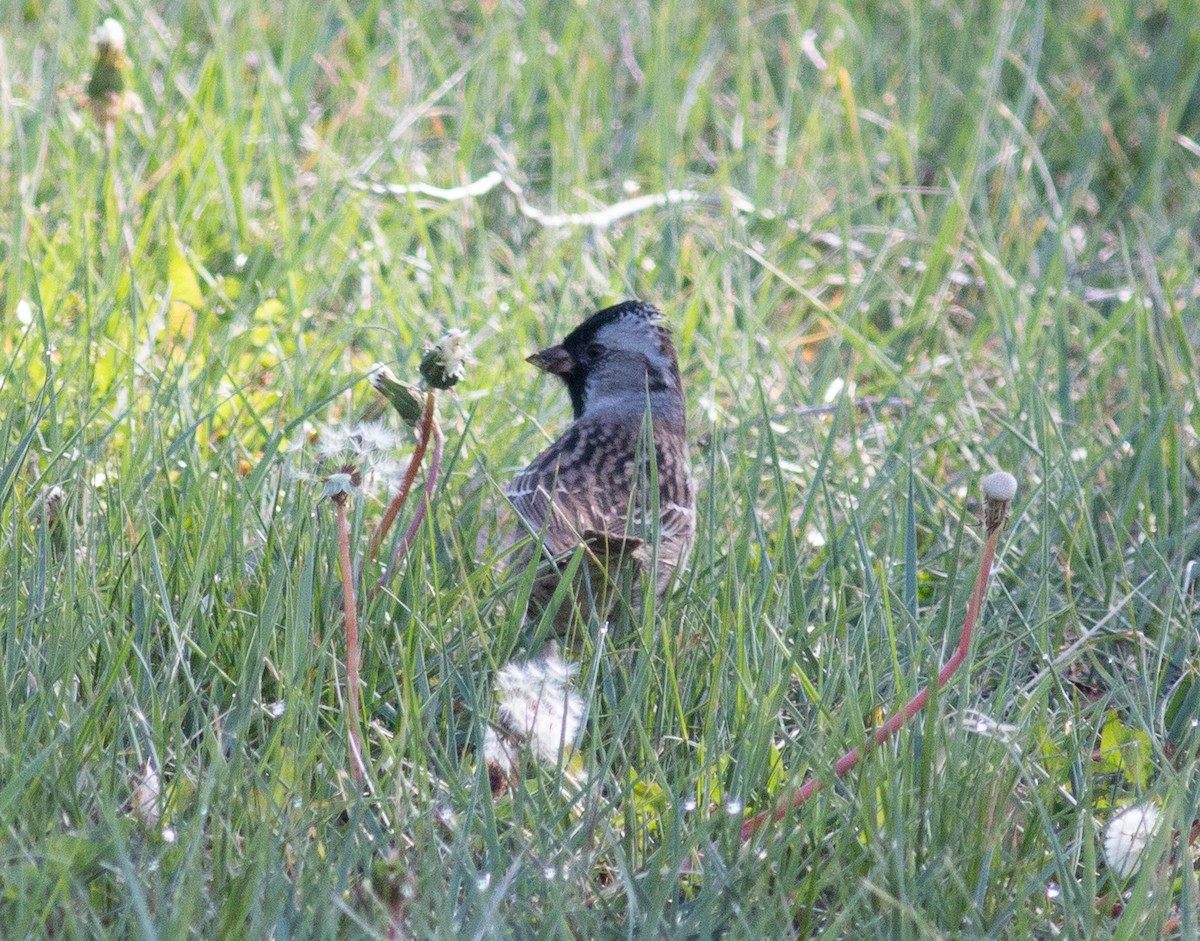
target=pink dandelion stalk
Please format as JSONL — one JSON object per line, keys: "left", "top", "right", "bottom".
{"left": 741, "top": 471, "right": 1018, "bottom": 842}
{"left": 327, "top": 333, "right": 468, "bottom": 787}
{"left": 327, "top": 470, "right": 369, "bottom": 784}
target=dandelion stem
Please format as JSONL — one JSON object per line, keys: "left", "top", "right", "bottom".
{"left": 740, "top": 517, "right": 1002, "bottom": 842}
{"left": 370, "top": 391, "right": 435, "bottom": 566}
{"left": 336, "top": 498, "right": 368, "bottom": 785}
{"left": 381, "top": 413, "right": 443, "bottom": 589}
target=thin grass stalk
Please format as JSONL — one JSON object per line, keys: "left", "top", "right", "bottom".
{"left": 336, "top": 498, "right": 368, "bottom": 785}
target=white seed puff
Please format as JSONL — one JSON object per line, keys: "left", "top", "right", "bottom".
{"left": 93, "top": 18, "right": 126, "bottom": 54}
{"left": 981, "top": 471, "right": 1018, "bottom": 503}
{"left": 982, "top": 470, "right": 1018, "bottom": 534}
{"left": 1103, "top": 802, "right": 1161, "bottom": 880}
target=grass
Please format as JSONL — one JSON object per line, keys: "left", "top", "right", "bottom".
{"left": 2, "top": 0, "right": 1199, "bottom": 937}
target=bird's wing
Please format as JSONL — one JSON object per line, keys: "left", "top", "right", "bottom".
{"left": 504, "top": 422, "right": 632, "bottom": 558}
{"left": 657, "top": 500, "right": 696, "bottom": 554}
{"left": 652, "top": 440, "right": 697, "bottom": 562}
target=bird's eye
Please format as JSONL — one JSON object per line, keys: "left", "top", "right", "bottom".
{"left": 583, "top": 342, "right": 605, "bottom": 363}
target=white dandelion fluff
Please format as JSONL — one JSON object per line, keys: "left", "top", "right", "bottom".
{"left": 981, "top": 470, "right": 1018, "bottom": 533}
{"left": 981, "top": 471, "right": 1018, "bottom": 503}
{"left": 303, "top": 422, "right": 409, "bottom": 502}
{"left": 93, "top": 18, "right": 127, "bottom": 54}
{"left": 482, "top": 726, "right": 517, "bottom": 778}
{"left": 315, "top": 421, "right": 399, "bottom": 463}
{"left": 1103, "top": 802, "right": 1162, "bottom": 879}
{"left": 420, "top": 329, "right": 472, "bottom": 390}
{"left": 131, "top": 761, "right": 161, "bottom": 828}
{"left": 494, "top": 647, "right": 582, "bottom": 767}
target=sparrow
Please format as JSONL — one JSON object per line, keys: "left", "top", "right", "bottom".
{"left": 505, "top": 300, "right": 695, "bottom": 631}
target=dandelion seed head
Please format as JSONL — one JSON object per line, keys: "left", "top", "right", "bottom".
{"left": 131, "top": 761, "right": 161, "bottom": 828}
{"left": 307, "top": 422, "right": 409, "bottom": 501}
{"left": 420, "top": 329, "right": 472, "bottom": 390}
{"left": 494, "top": 648, "right": 583, "bottom": 766}
{"left": 321, "top": 469, "right": 359, "bottom": 501}
{"left": 981, "top": 471, "right": 1018, "bottom": 503}
{"left": 982, "top": 470, "right": 1018, "bottom": 533}
{"left": 36, "top": 485, "right": 68, "bottom": 527}
{"left": 1104, "top": 802, "right": 1161, "bottom": 879}
{"left": 93, "top": 18, "right": 126, "bottom": 54}
{"left": 482, "top": 727, "right": 517, "bottom": 778}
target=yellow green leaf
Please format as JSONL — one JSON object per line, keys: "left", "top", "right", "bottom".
{"left": 253, "top": 298, "right": 286, "bottom": 323}
{"left": 168, "top": 235, "right": 204, "bottom": 310}
{"left": 1097, "top": 711, "right": 1152, "bottom": 790}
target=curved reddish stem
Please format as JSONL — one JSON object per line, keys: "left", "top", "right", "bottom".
{"left": 740, "top": 525, "right": 1000, "bottom": 842}
{"left": 369, "top": 391, "right": 436, "bottom": 565}
{"left": 380, "top": 417, "right": 443, "bottom": 589}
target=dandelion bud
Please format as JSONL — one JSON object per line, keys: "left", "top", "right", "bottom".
{"left": 369, "top": 363, "right": 424, "bottom": 425}
{"left": 981, "top": 470, "right": 1018, "bottom": 534}
{"left": 419, "top": 329, "right": 471, "bottom": 390}
{"left": 86, "top": 18, "right": 128, "bottom": 125}
{"left": 36, "top": 485, "right": 68, "bottom": 529}
{"left": 93, "top": 17, "right": 127, "bottom": 56}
